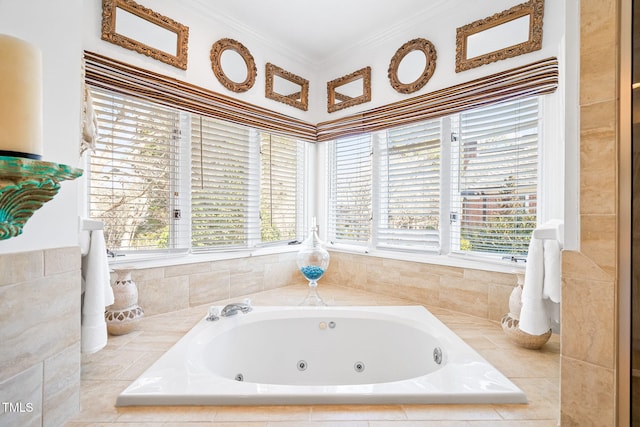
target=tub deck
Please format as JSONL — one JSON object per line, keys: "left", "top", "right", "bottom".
{"left": 66, "top": 284, "right": 560, "bottom": 426}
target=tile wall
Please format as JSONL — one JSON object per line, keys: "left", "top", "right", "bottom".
{"left": 122, "top": 250, "right": 519, "bottom": 322}
{"left": 2, "top": 6, "right": 625, "bottom": 426}
{"left": 121, "top": 252, "right": 300, "bottom": 317}
{"left": 0, "top": 247, "right": 81, "bottom": 427}
{"left": 559, "top": 0, "right": 621, "bottom": 424}
{"left": 0, "top": 241, "right": 550, "bottom": 427}
{"left": 0, "top": 249, "right": 301, "bottom": 426}
{"left": 323, "top": 251, "right": 517, "bottom": 322}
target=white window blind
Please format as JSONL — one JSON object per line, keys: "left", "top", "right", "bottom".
{"left": 451, "top": 97, "right": 538, "bottom": 257}
{"left": 88, "top": 87, "right": 185, "bottom": 252}
{"left": 328, "top": 134, "right": 372, "bottom": 245}
{"left": 260, "top": 133, "right": 305, "bottom": 243}
{"left": 191, "top": 116, "right": 259, "bottom": 251}
{"left": 378, "top": 120, "right": 441, "bottom": 251}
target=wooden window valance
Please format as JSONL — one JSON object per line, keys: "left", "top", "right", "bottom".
{"left": 316, "top": 57, "right": 558, "bottom": 142}
{"left": 85, "top": 51, "right": 558, "bottom": 143}
{"left": 83, "top": 51, "right": 317, "bottom": 141}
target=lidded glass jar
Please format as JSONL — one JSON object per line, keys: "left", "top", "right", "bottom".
{"left": 296, "top": 220, "right": 330, "bottom": 306}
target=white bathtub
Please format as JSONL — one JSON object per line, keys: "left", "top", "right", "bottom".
{"left": 116, "top": 305, "right": 526, "bottom": 406}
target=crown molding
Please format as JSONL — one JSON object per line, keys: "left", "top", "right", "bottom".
{"left": 184, "top": 0, "right": 454, "bottom": 69}
{"left": 185, "top": 0, "right": 317, "bottom": 67}
{"left": 317, "top": 0, "right": 451, "bottom": 68}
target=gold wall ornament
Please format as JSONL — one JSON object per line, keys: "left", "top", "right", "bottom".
{"left": 388, "top": 38, "right": 437, "bottom": 94}
{"left": 0, "top": 156, "right": 83, "bottom": 240}
{"left": 101, "top": 0, "right": 189, "bottom": 70}
{"left": 327, "top": 67, "right": 372, "bottom": 113}
{"left": 265, "top": 63, "right": 309, "bottom": 111}
{"left": 210, "top": 38, "right": 257, "bottom": 93}
{"left": 455, "top": 0, "right": 544, "bottom": 73}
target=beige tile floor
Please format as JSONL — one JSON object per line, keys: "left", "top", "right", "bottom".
{"left": 65, "top": 284, "right": 560, "bottom": 427}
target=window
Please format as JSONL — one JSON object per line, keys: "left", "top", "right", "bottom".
{"left": 451, "top": 97, "right": 538, "bottom": 257}
{"left": 326, "top": 96, "right": 539, "bottom": 260}
{"left": 88, "top": 87, "right": 187, "bottom": 252}
{"left": 378, "top": 120, "right": 441, "bottom": 251}
{"left": 88, "top": 87, "right": 306, "bottom": 254}
{"left": 86, "top": 53, "right": 554, "bottom": 261}
{"left": 190, "top": 116, "right": 259, "bottom": 250}
{"left": 327, "top": 134, "right": 372, "bottom": 245}
{"left": 260, "top": 133, "right": 306, "bottom": 243}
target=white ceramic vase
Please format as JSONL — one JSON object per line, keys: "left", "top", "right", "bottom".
{"left": 105, "top": 268, "right": 144, "bottom": 335}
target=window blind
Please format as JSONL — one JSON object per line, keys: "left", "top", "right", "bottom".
{"left": 260, "top": 133, "right": 304, "bottom": 243}
{"left": 378, "top": 120, "right": 441, "bottom": 251}
{"left": 451, "top": 97, "right": 538, "bottom": 257}
{"left": 328, "top": 134, "right": 372, "bottom": 244}
{"left": 191, "top": 116, "right": 259, "bottom": 250}
{"left": 88, "top": 87, "right": 186, "bottom": 252}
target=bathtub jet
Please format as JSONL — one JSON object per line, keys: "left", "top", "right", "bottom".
{"left": 116, "top": 305, "right": 527, "bottom": 406}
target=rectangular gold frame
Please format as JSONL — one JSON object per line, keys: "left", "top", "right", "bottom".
{"left": 265, "top": 63, "right": 309, "bottom": 111}
{"left": 101, "top": 0, "right": 189, "bottom": 70}
{"left": 327, "top": 67, "right": 372, "bottom": 113}
{"left": 455, "top": 0, "right": 544, "bottom": 73}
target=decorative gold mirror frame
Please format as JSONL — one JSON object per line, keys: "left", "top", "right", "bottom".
{"left": 265, "top": 63, "right": 309, "bottom": 111}
{"left": 388, "top": 38, "right": 437, "bottom": 94}
{"left": 210, "top": 38, "right": 257, "bottom": 93}
{"left": 327, "top": 67, "right": 372, "bottom": 113}
{"left": 455, "top": 0, "right": 544, "bottom": 73}
{"left": 101, "top": 0, "right": 189, "bottom": 70}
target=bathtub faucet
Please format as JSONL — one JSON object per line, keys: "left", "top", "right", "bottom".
{"left": 220, "top": 300, "right": 252, "bottom": 317}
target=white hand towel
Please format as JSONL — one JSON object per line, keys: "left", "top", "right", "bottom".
{"left": 519, "top": 237, "right": 550, "bottom": 335}
{"left": 542, "top": 239, "right": 561, "bottom": 303}
{"left": 81, "top": 229, "right": 114, "bottom": 353}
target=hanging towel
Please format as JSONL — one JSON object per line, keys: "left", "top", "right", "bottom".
{"left": 542, "top": 239, "right": 561, "bottom": 303}
{"left": 519, "top": 220, "right": 563, "bottom": 336}
{"left": 81, "top": 228, "right": 114, "bottom": 353}
{"left": 519, "top": 237, "right": 549, "bottom": 335}
{"left": 543, "top": 239, "right": 562, "bottom": 329}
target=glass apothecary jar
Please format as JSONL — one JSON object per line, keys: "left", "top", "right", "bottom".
{"left": 296, "top": 222, "right": 330, "bottom": 306}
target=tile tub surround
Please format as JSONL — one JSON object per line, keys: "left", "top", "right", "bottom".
{"left": 118, "top": 251, "right": 300, "bottom": 317}
{"left": 0, "top": 247, "right": 82, "bottom": 427}
{"left": 66, "top": 284, "right": 560, "bottom": 426}
{"left": 123, "top": 250, "right": 520, "bottom": 322}
{"left": 323, "top": 251, "right": 518, "bottom": 323}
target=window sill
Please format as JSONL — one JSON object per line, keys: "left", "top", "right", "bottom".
{"left": 105, "top": 242, "right": 525, "bottom": 276}
{"left": 107, "top": 244, "right": 299, "bottom": 270}
{"left": 327, "top": 245, "right": 526, "bottom": 275}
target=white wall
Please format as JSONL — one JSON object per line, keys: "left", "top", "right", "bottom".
{"left": 0, "top": 0, "right": 83, "bottom": 254}
{"left": 81, "top": 0, "right": 315, "bottom": 122}
{"left": 0, "top": 0, "right": 571, "bottom": 254}
{"left": 81, "top": 0, "right": 567, "bottom": 124}
{"left": 313, "top": 0, "right": 567, "bottom": 124}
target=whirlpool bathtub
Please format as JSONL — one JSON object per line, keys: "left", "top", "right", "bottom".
{"left": 116, "top": 305, "right": 526, "bottom": 406}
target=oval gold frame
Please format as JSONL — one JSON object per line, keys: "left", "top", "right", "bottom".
{"left": 388, "top": 38, "right": 437, "bottom": 94}
{"left": 210, "top": 38, "right": 256, "bottom": 93}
